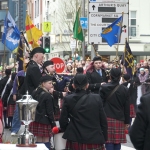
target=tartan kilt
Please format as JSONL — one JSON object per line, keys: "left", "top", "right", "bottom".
{"left": 29, "top": 121, "right": 52, "bottom": 137}
{"left": 54, "top": 109, "right": 60, "bottom": 121}
{"left": 65, "top": 140, "right": 105, "bottom": 150}
{"left": 130, "top": 104, "right": 136, "bottom": 118}
{"left": 7, "top": 104, "right": 15, "bottom": 117}
{"left": 106, "top": 117, "right": 126, "bottom": 144}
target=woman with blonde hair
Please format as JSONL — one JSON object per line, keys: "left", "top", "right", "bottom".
{"left": 29, "top": 75, "right": 56, "bottom": 149}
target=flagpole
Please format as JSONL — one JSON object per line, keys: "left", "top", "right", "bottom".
{"left": 2, "top": 7, "right": 9, "bottom": 77}
{"left": 92, "top": 43, "right": 98, "bottom": 56}
{"left": 73, "top": 1, "right": 79, "bottom": 74}
{"left": 123, "top": 38, "right": 127, "bottom": 73}
{"left": 73, "top": 39, "right": 77, "bottom": 74}
{"left": 21, "top": 31, "right": 30, "bottom": 52}
{"left": 26, "top": 10, "right": 34, "bottom": 50}
{"left": 116, "top": 12, "right": 124, "bottom": 62}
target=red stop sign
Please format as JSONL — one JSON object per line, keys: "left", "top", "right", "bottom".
{"left": 50, "top": 57, "right": 65, "bottom": 73}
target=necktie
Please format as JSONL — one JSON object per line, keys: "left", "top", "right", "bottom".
{"left": 98, "top": 70, "right": 102, "bottom": 76}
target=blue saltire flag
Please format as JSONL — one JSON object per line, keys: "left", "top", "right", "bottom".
{"left": 101, "top": 16, "right": 123, "bottom": 47}
{"left": 2, "top": 11, "right": 20, "bottom": 51}
{"left": 122, "top": 40, "right": 134, "bottom": 77}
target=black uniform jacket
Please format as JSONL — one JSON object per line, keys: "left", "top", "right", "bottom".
{"left": 130, "top": 92, "right": 150, "bottom": 150}
{"left": 2, "top": 81, "right": 15, "bottom": 107}
{"left": 86, "top": 69, "right": 107, "bottom": 94}
{"left": 0, "top": 75, "right": 10, "bottom": 96}
{"left": 100, "top": 81, "right": 130, "bottom": 124}
{"left": 26, "top": 60, "right": 42, "bottom": 94}
{"left": 122, "top": 78, "right": 140, "bottom": 107}
{"left": 32, "top": 87, "right": 56, "bottom": 127}
{"left": 42, "top": 72, "right": 63, "bottom": 115}
{"left": 59, "top": 90, "right": 108, "bottom": 144}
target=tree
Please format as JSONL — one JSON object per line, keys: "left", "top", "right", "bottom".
{"left": 52, "top": 0, "right": 83, "bottom": 56}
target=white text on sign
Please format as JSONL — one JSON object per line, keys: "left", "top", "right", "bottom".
{"left": 90, "top": 14, "right": 119, "bottom": 17}
{"left": 98, "top": 3, "right": 127, "bottom": 7}
{"left": 54, "top": 63, "right": 64, "bottom": 69}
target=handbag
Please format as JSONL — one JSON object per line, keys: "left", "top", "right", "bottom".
{"left": 106, "top": 85, "right": 120, "bottom": 101}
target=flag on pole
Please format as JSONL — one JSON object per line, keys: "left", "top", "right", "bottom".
{"left": 122, "top": 39, "right": 134, "bottom": 77}
{"left": 2, "top": 11, "right": 20, "bottom": 51}
{"left": 73, "top": 8, "right": 84, "bottom": 42}
{"left": 17, "top": 39, "right": 24, "bottom": 71}
{"left": 25, "top": 14, "right": 43, "bottom": 48}
{"left": 101, "top": 16, "right": 123, "bottom": 47}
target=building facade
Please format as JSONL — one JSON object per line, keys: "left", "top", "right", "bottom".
{"left": 0, "top": 0, "right": 10, "bottom": 65}
{"left": 0, "top": 0, "right": 26, "bottom": 65}
{"left": 13, "top": 0, "right": 27, "bottom": 31}
{"left": 27, "top": 0, "right": 150, "bottom": 61}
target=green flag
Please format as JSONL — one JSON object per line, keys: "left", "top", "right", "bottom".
{"left": 73, "top": 8, "right": 84, "bottom": 42}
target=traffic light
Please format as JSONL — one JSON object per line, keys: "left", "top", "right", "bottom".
{"left": 39, "top": 37, "right": 43, "bottom": 48}
{"left": 43, "top": 36, "right": 50, "bottom": 53}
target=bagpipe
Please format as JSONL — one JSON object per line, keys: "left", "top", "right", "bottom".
{"left": 53, "top": 73, "right": 74, "bottom": 92}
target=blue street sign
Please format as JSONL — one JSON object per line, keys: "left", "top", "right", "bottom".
{"left": 90, "top": 0, "right": 96, "bottom": 1}
{"left": 80, "top": 17, "right": 88, "bottom": 29}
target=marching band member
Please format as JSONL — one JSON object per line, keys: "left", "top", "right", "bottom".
{"left": 122, "top": 73, "right": 140, "bottom": 130}
{"left": 59, "top": 74, "right": 107, "bottom": 150}
{"left": 68, "top": 67, "right": 84, "bottom": 93}
{"left": 25, "top": 47, "right": 45, "bottom": 94}
{"left": 100, "top": 68, "right": 130, "bottom": 150}
{"left": 86, "top": 56, "right": 107, "bottom": 94}
{"left": 11, "top": 59, "right": 29, "bottom": 136}
{"left": 42, "top": 60, "right": 67, "bottom": 120}
{"left": 2, "top": 73, "right": 16, "bottom": 129}
{"left": 29, "top": 75, "right": 56, "bottom": 150}
{"left": 0, "top": 69, "right": 11, "bottom": 129}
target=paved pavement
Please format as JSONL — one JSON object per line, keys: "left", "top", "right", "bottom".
{"left": 121, "top": 145, "right": 135, "bottom": 150}
{"left": 2, "top": 125, "right": 136, "bottom": 150}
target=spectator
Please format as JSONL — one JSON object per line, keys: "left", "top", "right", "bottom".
{"left": 138, "top": 68, "right": 149, "bottom": 95}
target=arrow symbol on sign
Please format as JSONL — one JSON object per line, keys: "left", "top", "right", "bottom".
{"left": 92, "top": 5, "right": 95, "bottom": 10}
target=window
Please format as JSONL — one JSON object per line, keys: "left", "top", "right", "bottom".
{"left": 35, "top": 1, "right": 36, "bottom": 17}
{"left": 0, "top": 25, "right": 4, "bottom": 39}
{"left": 129, "top": 11, "right": 137, "bottom": 37}
{"left": 37, "top": 0, "right": 39, "bottom": 16}
{"left": 0, "top": 1, "right": 8, "bottom": 10}
{"left": 66, "top": 12, "right": 72, "bottom": 19}
{"left": 37, "top": 23, "right": 39, "bottom": 29}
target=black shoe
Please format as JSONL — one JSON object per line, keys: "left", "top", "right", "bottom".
{"left": 5, "top": 126, "right": 9, "bottom": 129}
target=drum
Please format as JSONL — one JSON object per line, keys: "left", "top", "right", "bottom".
{"left": 54, "top": 121, "right": 66, "bottom": 150}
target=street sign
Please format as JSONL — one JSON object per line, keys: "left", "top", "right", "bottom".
{"left": 80, "top": 17, "right": 88, "bottom": 29}
{"left": 88, "top": 13, "right": 128, "bottom": 44}
{"left": 88, "top": 0, "right": 129, "bottom": 45}
{"left": 43, "top": 22, "right": 51, "bottom": 32}
{"left": 50, "top": 57, "right": 65, "bottom": 73}
{"left": 89, "top": 3, "right": 128, "bottom": 13}
{"left": 89, "top": 0, "right": 128, "bottom": 2}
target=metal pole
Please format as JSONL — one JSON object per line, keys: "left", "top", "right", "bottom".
{"left": 2, "top": 8, "right": 9, "bottom": 77}
{"left": 82, "top": 0, "right": 85, "bottom": 60}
